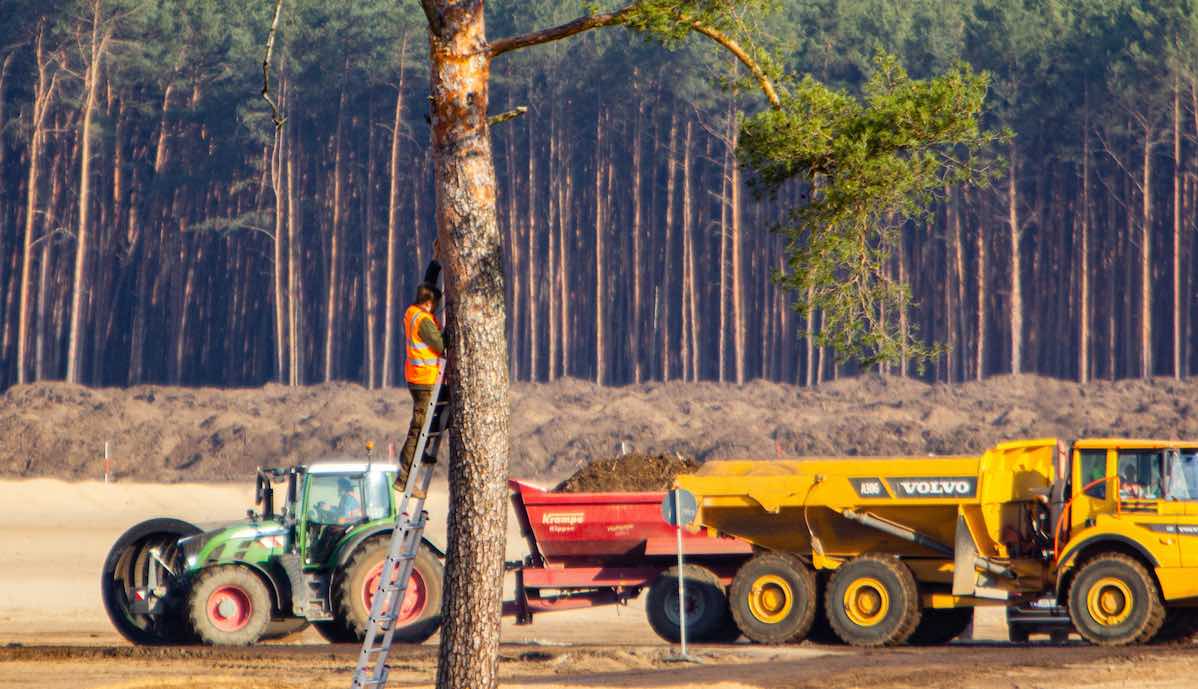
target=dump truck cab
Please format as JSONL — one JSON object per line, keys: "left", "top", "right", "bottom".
{"left": 672, "top": 437, "right": 1198, "bottom": 648}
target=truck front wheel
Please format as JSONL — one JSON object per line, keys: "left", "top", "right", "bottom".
{"left": 337, "top": 540, "right": 444, "bottom": 644}
{"left": 729, "top": 553, "right": 817, "bottom": 644}
{"left": 825, "top": 554, "right": 921, "bottom": 647}
{"left": 1067, "top": 553, "right": 1164, "bottom": 646}
{"left": 187, "top": 565, "right": 273, "bottom": 646}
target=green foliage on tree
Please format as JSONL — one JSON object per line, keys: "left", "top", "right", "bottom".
{"left": 740, "top": 55, "right": 1002, "bottom": 368}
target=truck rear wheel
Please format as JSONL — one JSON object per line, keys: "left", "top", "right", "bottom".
{"left": 187, "top": 565, "right": 273, "bottom": 646}
{"left": 729, "top": 552, "right": 817, "bottom": 644}
{"left": 825, "top": 554, "right": 921, "bottom": 647}
{"left": 645, "top": 564, "right": 729, "bottom": 643}
{"left": 1067, "top": 553, "right": 1164, "bottom": 646}
{"left": 909, "top": 607, "right": 973, "bottom": 645}
{"left": 337, "top": 539, "right": 444, "bottom": 644}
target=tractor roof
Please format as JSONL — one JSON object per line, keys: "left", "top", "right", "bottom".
{"left": 306, "top": 461, "right": 400, "bottom": 475}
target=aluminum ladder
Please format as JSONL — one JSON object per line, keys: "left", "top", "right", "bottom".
{"left": 350, "top": 363, "right": 449, "bottom": 689}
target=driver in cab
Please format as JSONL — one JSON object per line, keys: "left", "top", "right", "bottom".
{"left": 316, "top": 478, "right": 364, "bottom": 524}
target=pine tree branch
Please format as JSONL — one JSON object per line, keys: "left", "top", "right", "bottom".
{"left": 489, "top": 6, "right": 779, "bottom": 109}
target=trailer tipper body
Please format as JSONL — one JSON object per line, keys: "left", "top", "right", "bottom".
{"left": 673, "top": 438, "right": 1198, "bottom": 647}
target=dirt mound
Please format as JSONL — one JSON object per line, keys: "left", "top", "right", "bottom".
{"left": 6, "top": 373, "right": 1198, "bottom": 483}
{"left": 553, "top": 453, "right": 700, "bottom": 493}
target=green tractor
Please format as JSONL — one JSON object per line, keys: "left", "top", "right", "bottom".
{"left": 101, "top": 461, "right": 444, "bottom": 646}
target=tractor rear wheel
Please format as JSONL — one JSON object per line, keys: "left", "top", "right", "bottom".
{"left": 1067, "top": 553, "right": 1164, "bottom": 646}
{"left": 337, "top": 539, "right": 444, "bottom": 644}
{"left": 187, "top": 565, "right": 273, "bottom": 646}
{"left": 729, "top": 552, "right": 817, "bottom": 644}
{"left": 645, "top": 564, "right": 729, "bottom": 643}
{"left": 908, "top": 607, "right": 973, "bottom": 645}
{"left": 825, "top": 554, "right": 921, "bottom": 647}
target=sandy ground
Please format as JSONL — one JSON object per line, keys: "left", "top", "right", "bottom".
{"left": 5, "top": 479, "right": 1198, "bottom": 689}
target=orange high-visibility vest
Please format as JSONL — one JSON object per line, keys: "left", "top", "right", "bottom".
{"left": 404, "top": 304, "right": 441, "bottom": 385}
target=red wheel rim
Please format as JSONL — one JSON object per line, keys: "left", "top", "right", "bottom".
{"left": 207, "top": 585, "right": 252, "bottom": 632}
{"left": 363, "top": 561, "right": 428, "bottom": 625}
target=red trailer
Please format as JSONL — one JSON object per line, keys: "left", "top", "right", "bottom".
{"left": 503, "top": 479, "right": 752, "bottom": 642}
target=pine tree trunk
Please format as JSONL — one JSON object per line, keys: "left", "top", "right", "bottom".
{"left": 729, "top": 116, "right": 745, "bottom": 384}
{"left": 717, "top": 137, "right": 728, "bottom": 383}
{"left": 1140, "top": 121, "right": 1153, "bottom": 379}
{"left": 505, "top": 115, "right": 520, "bottom": 380}
{"left": 272, "top": 75, "right": 288, "bottom": 384}
{"left": 324, "top": 64, "right": 348, "bottom": 382}
{"left": 287, "top": 117, "right": 303, "bottom": 385}
{"left": 1007, "top": 143, "right": 1022, "bottom": 376}
{"left": 17, "top": 27, "right": 53, "bottom": 385}
{"left": 683, "top": 120, "right": 699, "bottom": 381}
{"left": 525, "top": 93, "right": 537, "bottom": 381}
{"left": 547, "top": 106, "right": 558, "bottom": 381}
{"left": 1080, "top": 105, "right": 1091, "bottom": 383}
{"left": 1173, "top": 78, "right": 1182, "bottom": 380}
{"left": 975, "top": 189, "right": 987, "bottom": 380}
{"left": 364, "top": 102, "right": 378, "bottom": 388}
{"left": 661, "top": 113, "right": 677, "bottom": 382}
{"left": 382, "top": 34, "right": 409, "bottom": 388}
{"left": 631, "top": 95, "right": 644, "bottom": 384}
{"left": 67, "top": 1, "right": 106, "bottom": 384}
{"left": 426, "top": 5, "right": 511, "bottom": 687}
{"left": 560, "top": 160, "right": 571, "bottom": 378}
{"left": 594, "top": 109, "right": 606, "bottom": 384}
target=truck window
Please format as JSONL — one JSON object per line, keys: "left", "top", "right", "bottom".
{"left": 1117, "top": 451, "right": 1163, "bottom": 500}
{"left": 1165, "top": 450, "right": 1198, "bottom": 501}
{"left": 1080, "top": 450, "right": 1106, "bottom": 499}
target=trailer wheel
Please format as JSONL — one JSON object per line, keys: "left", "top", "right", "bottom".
{"left": 908, "top": 607, "right": 973, "bottom": 645}
{"left": 337, "top": 539, "right": 444, "bottom": 644}
{"left": 187, "top": 565, "right": 272, "bottom": 646}
{"left": 1067, "top": 553, "right": 1163, "bottom": 646}
{"left": 825, "top": 554, "right": 921, "bottom": 647}
{"left": 645, "top": 564, "right": 729, "bottom": 643}
{"left": 729, "top": 553, "right": 817, "bottom": 644}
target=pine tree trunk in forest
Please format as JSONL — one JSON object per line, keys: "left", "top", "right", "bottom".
{"left": 1140, "top": 121, "right": 1153, "bottom": 379}
{"left": 324, "top": 64, "right": 348, "bottom": 383}
{"left": 944, "top": 186, "right": 957, "bottom": 382}
{"left": 364, "top": 105, "right": 378, "bottom": 389}
{"left": 18, "top": 27, "right": 54, "bottom": 385}
{"left": 272, "top": 79, "right": 288, "bottom": 384}
{"left": 717, "top": 139, "right": 728, "bottom": 384}
{"left": 683, "top": 120, "right": 699, "bottom": 381}
{"left": 1080, "top": 107, "right": 1091, "bottom": 384}
{"left": 729, "top": 114, "right": 744, "bottom": 385}
{"left": 1007, "top": 144, "right": 1022, "bottom": 376}
{"left": 805, "top": 286, "right": 815, "bottom": 387}
{"left": 287, "top": 120, "right": 302, "bottom": 386}
{"left": 382, "top": 34, "right": 408, "bottom": 388}
{"left": 560, "top": 162, "right": 571, "bottom": 378}
{"left": 631, "top": 95, "right": 644, "bottom": 384}
{"left": 1168, "top": 81, "right": 1183, "bottom": 379}
{"left": 594, "top": 109, "right": 606, "bottom": 384}
{"left": 36, "top": 149, "right": 65, "bottom": 381}
{"left": 953, "top": 187, "right": 967, "bottom": 383}
{"left": 424, "top": 4, "right": 511, "bottom": 687}
{"left": 67, "top": 1, "right": 107, "bottom": 384}
{"left": 505, "top": 117, "right": 520, "bottom": 380}
{"left": 899, "top": 238, "right": 909, "bottom": 376}
{"left": 526, "top": 95, "right": 537, "bottom": 381}
{"left": 547, "top": 108, "right": 558, "bottom": 381}
{"left": 661, "top": 113, "right": 677, "bottom": 383}
{"left": 975, "top": 190, "right": 986, "bottom": 380}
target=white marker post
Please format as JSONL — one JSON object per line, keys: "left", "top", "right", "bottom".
{"left": 674, "top": 489, "right": 687, "bottom": 657}
{"left": 104, "top": 442, "right": 111, "bottom": 484}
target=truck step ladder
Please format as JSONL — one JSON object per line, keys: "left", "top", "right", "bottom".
{"left": 350, "top": 363, "right": 449, "bottom": 689}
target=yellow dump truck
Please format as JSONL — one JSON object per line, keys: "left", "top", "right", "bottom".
{"left": 673, "top": 438, "right": 1198, "bottom": 647}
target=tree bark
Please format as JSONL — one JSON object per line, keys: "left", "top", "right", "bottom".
{"left": 594, "top": 108, "right": 606, "bottom": 384}
{"left": 1007, "top": 143, "right": 1022, "bottom": 376}
{"left": 975, "top": 189, "right": 986, "bottom": 380}
{"left": 1080, "top": 104, "right": 1091, "bottom": 383}
{"left": 729, "top": 107, "right": 744, "bottom": 384}
{"left": 271, "top": 74, "right": 288, "bottom": 384}
{"left": 631, "top": 91, "right": 644, "bottom": 384}
{"left": 1173, "top": 77, "right": 1182, "bottom": 380}
{"left": 425, "top": 4, "right": 511, "bottom": 688}
{"left": 1140, "top": 120, "right": 1153, "bottom": 379}
{"left": 324, "top": 60, "right": 349, "bottom": 382}
{"left": 683, "top": 119, "right": 699, "bottom": 381}
{"left": 661, "top": 113, "right": 677, "bottom": 382}
{"left": 525, "top": 90, "right": 537, "bottom": 381}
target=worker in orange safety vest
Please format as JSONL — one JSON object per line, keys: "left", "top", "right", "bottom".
{"left": 401, "top": 260, "right": 444, "bottom": 475}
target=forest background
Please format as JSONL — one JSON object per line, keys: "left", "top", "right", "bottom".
{"left": 0, "top": 0, "right": 1192, "bottom": 390}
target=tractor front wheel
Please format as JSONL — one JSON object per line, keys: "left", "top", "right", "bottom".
{"left": 187, "top": 565, "right": 272, "bottom": 646}
{"left": 337, "top": 540, "right": 444, "bottom": 644}
{"left": 1067, "top": 553, "right": 1163, "bottom": 646}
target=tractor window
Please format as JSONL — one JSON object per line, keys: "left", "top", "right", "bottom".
{"left": 364, "top": 472, "right": 392, "bottom": 520}
{"left": 1117, "top": 451, "right": 1164, "bottom": 500}
{"left": 1079, "top": 450, "right": 1107, "bottom": 499}
{"left": 307, "top": 475, "right": 367, "bottom": 525}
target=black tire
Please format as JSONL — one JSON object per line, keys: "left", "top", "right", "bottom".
{"left": 825, "top": 554, "right": 921, "bottom": 647}
{"left": 187, "top": 565, "right": 273, "bottom": 645}
{"left": 804, "top": 574, "right": 844, "bottom": 645}
{"left": 337, "top": 539, "right": 444, "bottom": 644}
{"left": 645, "top": 564, "right": 729, "bottom": 643}
{"left": 729, "top": 552, "right": 817, "bottom": 644}
{"left": 312, "top": 620, "right": 358, "bottom": 643}
{"left": 1067, "top": 553, "right": 1164, "bottom": 646}
{"left": 101, "top": 517, "right": 202, "bottom": 645}
{"left": 909, "top": 607, "right": 973, "bottom": 645}
{"left": 1008, "top": 623, "right": 1031, "bottom": 643}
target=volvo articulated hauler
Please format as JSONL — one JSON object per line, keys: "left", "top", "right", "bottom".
{"left": 672, "top": 438, "right": 1198, "bottom": 647}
